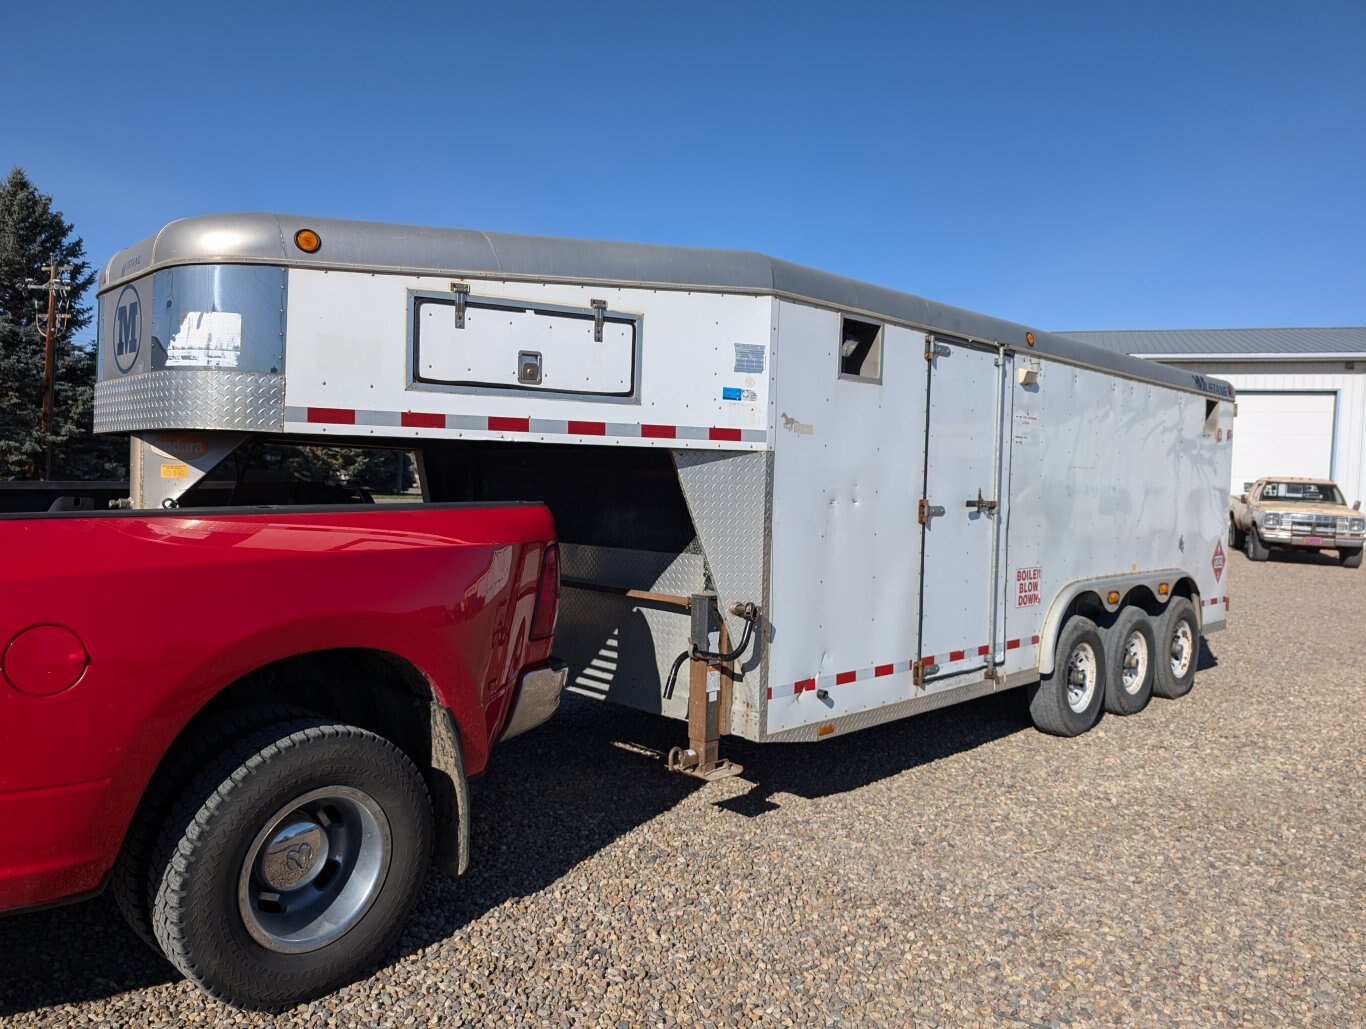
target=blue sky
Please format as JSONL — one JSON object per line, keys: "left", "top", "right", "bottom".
{"left": 4, "top": 1, "right": 1363, "bottom": 332}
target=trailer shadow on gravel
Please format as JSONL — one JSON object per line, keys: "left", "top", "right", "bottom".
{"left": 0, "top": 685, "right": 1048, "bottom": 1015}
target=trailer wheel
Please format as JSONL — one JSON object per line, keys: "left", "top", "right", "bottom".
{"left": 1228, "top": 519, "right": 1245, "bottom": 550}
{"left": 1101, "top": 607, "right": 1154, "bottom": 716}
{"left": 1152, "top": 597, "right": 1199, "bottom": 699}
{"left": 147, "top": 718, "right": 433, "bottom": 1010}
{"left": 1245, "top": 527, "right": 1270, "bottom": 561}
{"left": 1339, "top": 547, "right": 1363, "bottom": 569}
{"left": 113, "top": 704, "right": 320, "bottom": 950}
{"left": 1029, "top": 616, "right": 1106, "bottom": 737}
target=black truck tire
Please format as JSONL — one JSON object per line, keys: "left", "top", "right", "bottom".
{"left": 113, "top": 704, "right": 319, "bottom": 949}
{"left": 1102, "top": 606, "right": 1155, "bottom": 716}
{"left": 1228, "top": 519, "right": 1246, "bottom": 550}
{"left": 1245, "top": 527, "right": 1270, "bottom": 561}
{"left": 1152, "top": 597, "right": 1199, "bottom": 699}
{"left": 1339, "top": 548, "right": 1363, "bottom": 569}
{"left": 147, "top": 718, "right": 433, "bottom": 1010}
{"left": 1029, "top": 615, "right": 1106, "bottom": 737}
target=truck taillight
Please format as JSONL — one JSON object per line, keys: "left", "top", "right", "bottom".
{"left": 530, "top": 544, "right": 560, "bottom": 640}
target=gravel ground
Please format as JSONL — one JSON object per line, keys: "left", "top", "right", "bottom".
{"left": 2, "top": 549, "right": 1362, "bottom": 1026}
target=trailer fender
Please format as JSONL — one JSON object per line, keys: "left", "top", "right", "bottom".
{"left": 1038, "top": 569, "right": 1197, "bottom": 676}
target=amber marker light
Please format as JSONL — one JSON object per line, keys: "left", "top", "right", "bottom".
{"left": 1107, "top": 591, "right": 1121, "bottom": 604}
{"left": 294, "top": 228, "right": 322, "bottom": 253}
{"left": 817, "top": 723, "right": 835, "bottom": 737}
{"left": 1025, "top": 331, "right": 1035, "bottom": 346}
{"left": 1158, "top": 582, "right": 1170, "bottom": 596}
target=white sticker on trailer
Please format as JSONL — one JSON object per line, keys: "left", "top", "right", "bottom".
{"left": 164, "top": 311, "right": 242, "bottom": 368}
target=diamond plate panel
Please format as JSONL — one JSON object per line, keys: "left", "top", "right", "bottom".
{"left": 557, "top": 544, "right": 706, "bottom": 724}
{"left": 94, "top": 370, "right": 286, "bottom": 434}
{"left": 672, "top": 449, "right": 773, "bottom": 739}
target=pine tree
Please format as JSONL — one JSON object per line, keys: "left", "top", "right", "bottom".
{"left": 0, "top": 166, "right": 125, "bottom": 480}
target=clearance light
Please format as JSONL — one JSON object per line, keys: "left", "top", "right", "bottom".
{"left": 816, "top": 723, "right": 835, "bottom": 737}
{"left": 1025, "top": 331, "right": 1035, "bottom": 346}
{"left": 294, "top": 228, "right": 322, "bottom": 253}
{"left": 1158, "top": 582, "right": 1170, "bottom": 596}
{"left": 1107, "top": 591, "right": 1121, "bottom": 605}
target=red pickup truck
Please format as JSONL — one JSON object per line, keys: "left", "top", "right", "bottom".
{"left": 0, "top": 502, "right": 563, "bottom": 1009}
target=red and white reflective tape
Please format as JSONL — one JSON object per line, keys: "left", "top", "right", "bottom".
{"left": 286, "top": 406, "right": 767, "bottom": 444}
{"left": 1206, "top": 597, "right": 1227, "bottom": 608}
{"left": 767, "top": 636, "right": 1041, "bottom": 700}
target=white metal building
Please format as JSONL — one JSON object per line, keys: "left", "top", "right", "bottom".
{"left": 1064, "top": 328, "right": 1366, "bottom": 506}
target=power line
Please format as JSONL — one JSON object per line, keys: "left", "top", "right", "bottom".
{"left": 24, "top": 260, "right": 74, "bottom": 481}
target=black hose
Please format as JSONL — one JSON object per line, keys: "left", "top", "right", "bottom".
{"left": 693, "top": 617, "right": 755, "bottom": 663}
{"left": 662, "top": 649, "right": 689, "bottom": 701}
{"left": 662, "top": 615, "right": 759, "bottom": 700}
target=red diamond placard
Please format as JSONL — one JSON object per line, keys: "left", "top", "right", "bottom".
{"left": 1212, "top": 539, "right": 1226, "bottom": 582}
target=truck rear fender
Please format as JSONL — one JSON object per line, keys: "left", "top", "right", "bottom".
{"left": 116, "top": 647, "right": 477, "bottom": 881}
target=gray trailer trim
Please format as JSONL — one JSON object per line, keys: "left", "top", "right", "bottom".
{"left": 101, "top": 213, "right": 1234, "bottom": 403}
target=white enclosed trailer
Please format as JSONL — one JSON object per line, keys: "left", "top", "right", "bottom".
{"left": 95, "top": 215, "right": 1234, "bottom": 771}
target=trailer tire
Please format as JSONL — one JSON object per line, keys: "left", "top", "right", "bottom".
{"left": 1228, "top": 519, "right": 1245, "bottom": 550}
{"left": 1102, "top": 607, "right": 1155, "bottom": 716}
{"left": 1339, "top": 548, "right": 1363, "bottom": 568}
{"left": 1152, "top": 597, "right": 1199, "bottom": 699}
{"left": 1245, "top": 527, "right": 1270, "bottom": 561}
{"left": 113, "top": 704, "right": 319, "bottom": 950}
{"left": 147, "top": 718, "right": 433, "bottom": 1010}
{"left": 1029, "top": 616, "right": 1106, "bottom": 737}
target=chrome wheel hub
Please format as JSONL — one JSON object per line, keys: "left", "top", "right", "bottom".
{"left": 238, "top": 786, "right": 391, "bottom": 954}
{"left": 1066, "top": 642, "right": 1097, "bottom": 713}
{"left": 1170, "top": 622, "right": 1194, "bottom": 679}
{"left": 1121, "top": 630, "right": 1149, "bottom": 695}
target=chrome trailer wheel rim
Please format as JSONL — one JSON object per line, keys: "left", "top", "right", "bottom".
{"left": 1170, "top": 622, "right": 1194, "bottom": 680}
{"left": 238, "top": 785, "right": 392, "bottom": 954}
{"left": 1066, "top": 642, "right": 1098, "bottom": 713}
{"left": 1121, "top": 630, "right": 1150, "bottom": 695}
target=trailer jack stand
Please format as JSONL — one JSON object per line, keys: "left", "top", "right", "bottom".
{"left": 666, "top": 744, "right": 743, "bottom": 781}
{"left": 665, "top": 594, "right": 753, "bottom": 782}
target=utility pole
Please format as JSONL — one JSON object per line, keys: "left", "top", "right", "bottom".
{"left": 25, "top": 261, "right": 73, "bottom": 480}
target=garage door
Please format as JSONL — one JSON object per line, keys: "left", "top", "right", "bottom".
{"left": 1230, "top": 392, "right": 1336, "bottom": 492}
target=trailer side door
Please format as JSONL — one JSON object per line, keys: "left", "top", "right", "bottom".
{"left": 918, "top": 338, "right": 1006, "bottom": 683}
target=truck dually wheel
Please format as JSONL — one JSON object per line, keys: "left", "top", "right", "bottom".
{"left": 113, "top": 704, "right": 318, "bottom": 949}
{"left": 1029, "top": 616, "right": 1106, "bottom": 737}
{"left": 147, "top": 718, "right": 433, "bottom": 1010}
{"left": 1152, "top": 597, "right": 1199, "bottom": 699}
{"left": 1101, "top": 607, "right": 1155, "bottom": 716}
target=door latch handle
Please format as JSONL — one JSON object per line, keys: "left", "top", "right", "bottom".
{"left": 918, "top": 499, "right": 946, "bottom": 525}
{"left": 965, "top": 488, "right": 998, "bottom": 513}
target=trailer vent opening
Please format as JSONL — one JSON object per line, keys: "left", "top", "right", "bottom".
{"left": 839, "top": 316, "right": 882, "bottom": 383}
{"left": 1204, "top": 398, "right": 1219, "bottom": 436}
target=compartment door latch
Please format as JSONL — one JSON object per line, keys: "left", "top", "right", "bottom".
{"left": 450, "top": 282, "right": 470, "bottom": 329}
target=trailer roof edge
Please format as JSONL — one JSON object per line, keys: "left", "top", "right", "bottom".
{"left": 99, "top": 212, "right": 1234, "bottom": 402}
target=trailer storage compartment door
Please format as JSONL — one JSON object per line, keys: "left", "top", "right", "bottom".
{"left": 411, "top": 291, "right": 639, "bottom": 398}
{"left": 919, "top": 340, "right": 1003, "bottom": 682}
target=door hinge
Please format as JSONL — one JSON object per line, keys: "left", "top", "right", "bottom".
{"left": 983, "top": 665, "right": 997, "bottom": 680}
{"left": 912, "top": 658, "right": 939, "bottom": 685}
{"left": 924, "top": 335, "right": 951, "bottom": 361}
{"left": 450, "top": 282, "right": 470, "bottom": 329}
{"left": 918, "top": 498, "right": 946, "bottom": 525}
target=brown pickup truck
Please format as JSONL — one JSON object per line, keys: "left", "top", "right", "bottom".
{"left": 1229, "top": 476, "right": 1364, "bottom": 567}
